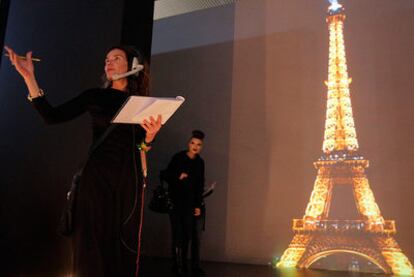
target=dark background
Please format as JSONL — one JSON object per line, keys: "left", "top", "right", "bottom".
{"left": 1, "top": 0, "right": 414, "bottom": 275}
{"left": 0, "top": 0, "right": 125, "bottom": 274}
{"left": 0, "top": 0, "right": 10, "bottom": 66}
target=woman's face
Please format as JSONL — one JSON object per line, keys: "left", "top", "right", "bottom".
{"left": 188, "top": 138, "right": 203, "bottom": 156}
{"left": 104, "top": 48, "right": 128, "bottom": 80}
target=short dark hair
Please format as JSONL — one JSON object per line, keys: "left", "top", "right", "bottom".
{"left": 191, "top": 130, "right": 205, "bottom": 140}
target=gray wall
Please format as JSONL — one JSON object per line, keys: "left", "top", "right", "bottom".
{"left": 142, "top": 4, "right": 235, "bottom": 260}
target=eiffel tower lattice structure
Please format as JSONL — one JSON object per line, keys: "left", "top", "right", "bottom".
{"left": 275, "top": 2, "right": 414, "bottom": 276}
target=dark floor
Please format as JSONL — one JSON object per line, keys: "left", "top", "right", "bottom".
{"left": 3, "top": 255, "right": 390, "bottom": 277}
{"left": 139, "top": 257, "right": 386, "bottom": 277}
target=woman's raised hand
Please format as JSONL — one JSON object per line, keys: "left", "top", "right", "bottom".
{"left": 4, "top": 46, "right": 42, "bottom": 99}
{"left": 4, "top": 46, "right": 35, "bottom": 81}
{"left": 141, "top": 114, "right": 162, "bottom": 143}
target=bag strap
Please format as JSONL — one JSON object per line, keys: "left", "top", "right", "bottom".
{"left": 159, "top": 169, "right": 167, "bottom": 188}
{"left": 89, "top": 124, "right": 117, "bottom": 155}
{"left": 79, "top": 124, "right": 117, "bottom": 173}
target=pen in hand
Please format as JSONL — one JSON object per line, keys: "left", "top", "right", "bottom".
{"left": 4, "top": 53, "right": 41, "bottom": 62}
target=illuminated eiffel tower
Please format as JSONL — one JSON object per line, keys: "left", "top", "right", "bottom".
{"left": 276, "top": 1, "right": 414, "bottom": 275}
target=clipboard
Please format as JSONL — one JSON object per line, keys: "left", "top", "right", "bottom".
{"left": 111, "top": 95, "right": 185, "bottom": 125}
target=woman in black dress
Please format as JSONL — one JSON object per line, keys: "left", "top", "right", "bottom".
{"left": 5, "top": 45, "right": 161, "bottom": 276}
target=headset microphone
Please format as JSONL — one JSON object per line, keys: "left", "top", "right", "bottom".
{"left": 111, "top": 57, "right": 144, "bottom": 81}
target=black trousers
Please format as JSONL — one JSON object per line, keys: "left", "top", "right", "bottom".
{"left": 170, "top": 208, "right": 192, "bottom": 260}
{"left": 191, "top": 215, "right": 203, "bottom": 268}
{"left": 169, "top": 209, "right": 203, "bottom": 268}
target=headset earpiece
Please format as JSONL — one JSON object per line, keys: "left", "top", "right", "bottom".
{"left": 131, "top": 57, "right": 139, "bottom": 71}
{"left": 111, "top": 56, "right": 144, "bottom": 81}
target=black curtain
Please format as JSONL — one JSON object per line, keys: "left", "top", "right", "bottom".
{"left": 0, "top": 0, "right": 11, "bottom": 67}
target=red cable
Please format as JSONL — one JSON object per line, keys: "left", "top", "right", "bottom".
{"left": 135, "top": 150, "right": 148, "bottom": 277}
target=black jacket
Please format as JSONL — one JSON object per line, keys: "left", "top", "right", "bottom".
{"left": 163, "top": 151, "right": 205, "bottom": 211}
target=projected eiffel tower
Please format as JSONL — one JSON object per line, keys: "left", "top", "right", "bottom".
{"left": 276, "top": 2, "right": 414, "bottom": 276}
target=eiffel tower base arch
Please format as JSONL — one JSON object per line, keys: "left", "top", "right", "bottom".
{"left": 277, "top": 233, "right": 414, "bottom": 276}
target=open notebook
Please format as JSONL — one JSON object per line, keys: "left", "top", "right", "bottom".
{"left": 112, "top": 96, "right": 185, "bottom": 125}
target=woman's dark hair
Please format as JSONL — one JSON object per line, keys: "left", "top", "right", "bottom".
{"left": 103, "top": 45, "right": 150, "bottom": 96}
{"left": 191, "top": 130, "right": 205, "bottom": 141}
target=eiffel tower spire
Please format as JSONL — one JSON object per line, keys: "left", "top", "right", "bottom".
{"left": 323, "top": 3, "right": 358, "bottom": 154}
{"left": 275, "top": 2, "right": 414, "bottom": 275}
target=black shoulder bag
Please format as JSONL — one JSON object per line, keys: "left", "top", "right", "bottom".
{"left": 148, "top": 170, "right": 173, "bottom": 214}
{"left": 58, "top": 125, "right": 116, "bottom": 236}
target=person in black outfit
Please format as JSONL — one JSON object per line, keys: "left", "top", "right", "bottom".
{"left": 5, "top": 45, "right": 162, "bottom": 276}
{"left": 163, "top": 130, "right": 206, "bottom": 276}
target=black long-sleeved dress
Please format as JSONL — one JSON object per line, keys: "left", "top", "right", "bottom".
{"left": 32, "top": 88, "right": 144, "bottom": 276}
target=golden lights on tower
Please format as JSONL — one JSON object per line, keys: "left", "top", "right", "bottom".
{"left": 275, "top": 1, "right": 414, "bottom": 275}
{"left": 323, "top": 10, "right": 358, "bottom": 153}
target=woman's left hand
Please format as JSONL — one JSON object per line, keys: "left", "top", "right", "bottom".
{"left": 194, "top": 208, "right": 201, "bottom": 217}
{"left": 141, "top": 114, "right": 162, "bottom": 143}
